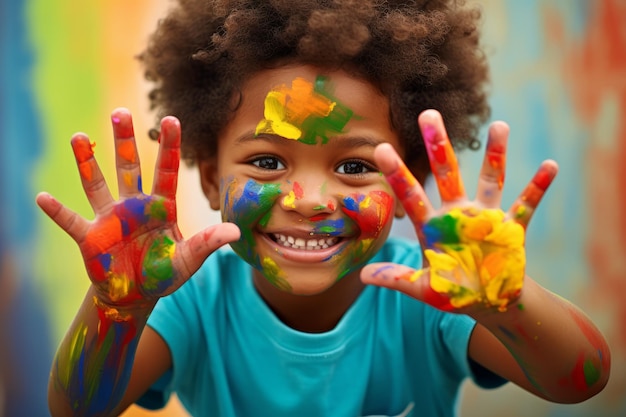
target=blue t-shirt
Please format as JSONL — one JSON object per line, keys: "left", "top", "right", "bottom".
{"left": 139, "top": 237, "right": 504, "bottom": 416}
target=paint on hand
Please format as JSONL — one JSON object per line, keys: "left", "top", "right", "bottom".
{"left": 72, "top": 139, "right": 96, "bottom": 181}
{"left": 116, "top": 140, "right": 137, "bottom": 163}
{"left": 142, "top": 235, "right": 176, "bottom": 293}
{"left": 255, "top": 76, "right": 355, "bottom": 144}
{"left": 422, "top": 124, "right": 465, "bottom": 201}
{"left": 421, "top": 208, "right": 526, "bottom": 311}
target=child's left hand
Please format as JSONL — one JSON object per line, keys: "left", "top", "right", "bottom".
{"left": 361, "top": 109, "right": 559, "bottom": 314}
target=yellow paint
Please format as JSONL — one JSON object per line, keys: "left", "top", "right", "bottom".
{"left": 255, "top": 77, "right": 336, "bottom": 140}
{"left": 426, "top": 208, "right": 526, "bottom": 311}
{"left": 283, "top": 190, "right": 297, "bottom": 208}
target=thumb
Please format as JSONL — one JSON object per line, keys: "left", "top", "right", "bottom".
{"left": 179, "top": 222, "right": 241, "bottom": 275}
{"left": 361, "top": 262, "right": 454, "bottom": 311}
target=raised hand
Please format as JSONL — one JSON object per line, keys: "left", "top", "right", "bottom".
{"left": 36, "top": 108, "right": 240, "bottom": 310}
{"left": 362, "top": 109, "right": 558, "bottom": 313}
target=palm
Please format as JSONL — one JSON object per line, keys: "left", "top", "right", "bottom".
{"left": 78, "top": 193, "right": 184, "bottom": 304}
{"left": 37, "top": 108, "right": 240, "bottom": 307}
{"left": 362, "top": 109, "right": 558, "bottom": 313}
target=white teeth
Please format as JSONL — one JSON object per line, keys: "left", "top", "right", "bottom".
{"left": 273, "top": 233, "right": 338, "bottom": 250}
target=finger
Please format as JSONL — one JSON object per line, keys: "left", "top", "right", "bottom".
{"left": 475, "top": 121, "right": 508, "bottom": 208}
{"left": 71, "top": 133, "right": 115, "bottom": 215}
{"left": 361, "top": 262, "right": 453, "bottom": 311}
{"left": 152, "top": 116, "right": 181, "bottom": 200}
{"left": 509, "top": 160, "right": 559, "bottom": 228}
{"left": 112, "top": 108, "right": 143, "bottom": 198}
{"left": 36, "top": 192, "right": 89, "bottom": 243}
{"left": 418, "top": 110, "right": 466, "bottom": 202}
{"left": 176, "top": 222, "right": 241, "bottom": 278}
{"left": 374, "top": 143, "right": 433, "bottom": 227}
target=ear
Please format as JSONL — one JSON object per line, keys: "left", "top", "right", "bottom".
{"left": 198, "top": 158, "right": 221, "bottom": 211}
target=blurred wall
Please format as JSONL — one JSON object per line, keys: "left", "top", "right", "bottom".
{"left": 1, "top": 0, "right": 624, "bottom": 416}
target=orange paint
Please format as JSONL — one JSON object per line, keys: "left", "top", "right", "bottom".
{"left": 116, "top": 140, "right": 136, "bottom": 163}
{"left": 84, "top": 215, "right": 123, "bottom": 255}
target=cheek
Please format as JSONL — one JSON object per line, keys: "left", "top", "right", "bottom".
{"left": 221, "top": 178, "right": 282, "bottom": 226}
{"left": 341, "top": 191, "right": 394, "bottom": 238}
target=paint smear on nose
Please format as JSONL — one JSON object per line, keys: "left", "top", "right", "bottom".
{"left": 255, "top": 76, "right": 355, "bottom": 144}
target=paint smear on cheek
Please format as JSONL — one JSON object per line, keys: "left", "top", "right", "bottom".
{"left": 255, "top": 76, "right": 355, "bottom": 144}
{"left": 342, "top": 191, "right": 394, "bottom": 238}
{"left": 223, "top": 179, "right": 282, "bottom": 263}
{"left": 423, "top": 208, "right": 526, "bottom": 311}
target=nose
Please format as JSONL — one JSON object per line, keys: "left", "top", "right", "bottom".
{"left": 280, "top": 180, "right": 339, "bottom": 216}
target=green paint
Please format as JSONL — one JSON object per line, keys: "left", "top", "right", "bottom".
{"left": 149, "top": 199, "right": 168, "bottom": 221}
{"left": 142, "top": 236, "right": 175, "bottom": 289}
{"left": 425, "top": 214, "right": 460, "bottom": 245}
{"left": 583, "top": 359, "right": 601, "bottom": 387}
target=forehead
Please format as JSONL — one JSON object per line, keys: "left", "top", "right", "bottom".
{"left": 230, "top": 65, "right": 393, "bottom": 134}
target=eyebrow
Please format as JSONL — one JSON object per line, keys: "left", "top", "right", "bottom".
{"left": 234, "top": 131, "right": 385, "bottom": 148}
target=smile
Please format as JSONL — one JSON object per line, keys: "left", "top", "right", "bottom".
{"left": 272, "top": 233, "right": 340, "bottom": 250}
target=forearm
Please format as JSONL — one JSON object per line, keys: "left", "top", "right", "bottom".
{"left": 472, "top": 277, "right": 610, "bottom": 403}
{"left": 48, "top": 286, "right": 155, "bottom": 417}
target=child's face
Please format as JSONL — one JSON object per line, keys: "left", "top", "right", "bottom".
{"left": 200, "top": 65, "right": 403, "bottom": 295}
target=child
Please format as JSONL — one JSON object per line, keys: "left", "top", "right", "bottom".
{"left": 37, "top": 1, "right": 611, "bottom": 416}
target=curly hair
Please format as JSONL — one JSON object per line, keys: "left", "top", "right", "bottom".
{"left": 140, "top": 0, "right": 490, "bottom": 182}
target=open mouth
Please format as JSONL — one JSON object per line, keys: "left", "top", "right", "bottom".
{"left": 271, "top": 233, "right": 341, "bottom": 250}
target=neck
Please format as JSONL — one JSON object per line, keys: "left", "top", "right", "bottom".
{"left": 253, "top": 271, "right": 365, "bottom": 333}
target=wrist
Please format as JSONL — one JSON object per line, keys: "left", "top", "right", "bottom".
{"left": 92, "top": 293, "right": 155, "bottom": 322}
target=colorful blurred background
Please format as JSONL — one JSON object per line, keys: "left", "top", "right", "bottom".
{"left": 1, "top": 0, "right": 624, "bottom": 416}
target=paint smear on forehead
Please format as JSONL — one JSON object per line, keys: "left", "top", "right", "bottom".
{"left": 255, "top": 76, "right": 355, "bottom": 144}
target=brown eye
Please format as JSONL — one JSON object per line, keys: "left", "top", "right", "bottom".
{"left": 251, "top": 156, "right": 285, "bottom": 170}
{"left": 337, "top": 160, "right": 376, "bottom": 175}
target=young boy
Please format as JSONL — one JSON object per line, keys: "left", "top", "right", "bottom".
{"left": 37, "top": 1, "right": 610, "bottom": 416}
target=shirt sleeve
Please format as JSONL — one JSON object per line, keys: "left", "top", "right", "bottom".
{"left": 439, "top": 314, "right": 507, "bottom": 389}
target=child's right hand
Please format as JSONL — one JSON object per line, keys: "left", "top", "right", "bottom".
{"left": 36, "top": 108, "right": 240, "bottom": 309}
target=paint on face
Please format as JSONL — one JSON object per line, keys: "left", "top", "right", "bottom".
{"left": 261, "top": 257, "right": 292, "bottom": 291}
{"left": 283, "top": 181, "right": 304, "bottom": 208}
{"left": 420, "top": 208, "right": 526, "bottom": 311}
{"left": 222, "top": 178, "right": 282, "bottom": 267}
{"left": 255, "top": 76, "right": 355, "bottom": 144}
{"left": 331, "top": 190, "right": 394, "bottom": 279}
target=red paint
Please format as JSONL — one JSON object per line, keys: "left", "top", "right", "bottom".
{"left": 293, "top": 181, "right": 304, "bottom": 199}
{"left": 431, "top": 144, "right": 447, "bottom": 164}
{"left": 84, "top": 215, "right": 123, "bottom": 256}
{"left": 532, "top": 168, "right": 553, "bottom": 191}
{"left": 341, "top": 191, "right": 393, "bottom": 238}
{"left": 72, "top": 139, "right": 95, "bottom": 163}
{"left": 309, "top": 214, "right": 328, "bottom": 222}
{"left": 327, "top": 200, "right": 335, "bottom": 211}
{"left": 570, "top": 353, "right": 589, "bottom": 391}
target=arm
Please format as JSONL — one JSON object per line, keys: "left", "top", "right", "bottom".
{"left": 38, "top": 108, "right": 239, "bottom": 417}
{"left": 361, "top": 109, "right": 610, "bottom": 403}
